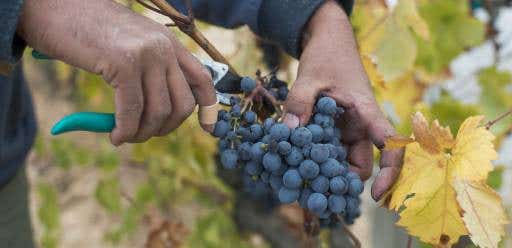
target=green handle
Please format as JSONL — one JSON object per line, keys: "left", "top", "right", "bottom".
{"left": 51, "top": 112, "right": 115, "bottom": 135}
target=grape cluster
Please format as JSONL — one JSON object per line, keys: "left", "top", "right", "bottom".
{"left": 214, "top": 77, "right": 363, "bottom": 226}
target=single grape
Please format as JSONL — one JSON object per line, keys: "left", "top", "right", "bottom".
{"left": 318, "top": 209, "right": 332, "bottom": 219}
{"left": 311, "top": 175, "right": 329, "bottom": 193}
{"left": 345, "top": 196, "right": 361, "bottom": 220}
{"left": 299, "top": 187, "right": 313, "bottom": 209}
{"left": 270, "top": 173, "right": 283, "bottom": 191}
{"left": 323, "top": 127, "right": 334, "bottom": 142}
{"left": 277, "top": 86, "right": 289, "bottom": 101}
{"left": 314, "top": 113, "right": 332, "bottom": 127}
{"left": 230, "top": 96, "right": 241, "bottom": 106}
{"left": 320, "top": 158, "right": 344, "bottom": 178}
{"left": 263, "top": 118, "right": 275, "bottom": 134}
{"left": 316, "top": 97, "right": 337, "bottom": 116}
{"left": 298, "top": 160, "right": 319, "bottom": 179}
{"left": 227, "top": 130, "right": 238, "bottom": 141}
{"left": 269, "top": 123, "right": 290, "bottom": 141}
{"left": 336, "top": 145, "right": 347, "bottom": 161}
{"left": 307, "top": 193, "right": 328, "bottom": 215}
{"left": 241, "top": 76, "right": 257, "bottom": 93}
{"left": 263, "top": 152, "right": 282, "bottom": 172}
{"left": 231, "top": 104, "right": 242, "bottom": 117}
{"left": 290, "top": 127, "right": 313, "bottom": 147}
{"left": 348, "top": 179, "right": 364, "bottom": 197}
{"left": 285, "top": 146, "right": 304, "bottom": 166}
{"left": 329, "top": 176, "right": 348, "bottom": 195}
{"left": 236, "top": 127, "right": 252, "bottom": 142}
{"left": 310, "top": 144, "right": 329, "bottom": 163}
{"left": 278, "top": 187, "right": 300, "bottom": 204}
{"left": 345, "top": 171, "right": 360, "bottom": 181}
{"left": 250, "top": 124, "right": 264, "bottom": 141}
{"left": 273, "top": 163, "right": 288, "bottom": 176}
{"left": 218, "top": 139, "right": 229, "bottom": 151}
{"left": 218, "top": 109, "right": 231, "bottom": 121}
{"left": 277, "top": 141, "right": 292, "bottom": 155}
{"left": 326, "top": 144, "right": 337, "bottom": 159}
{"left": 213, "top": 120, "right": 230, "bottom": 138}
{"left": 220, "top": 149, "right": 238, "bottom": 169}
{"left": 301, "top": 143, "right": 312, "bottom": 158}
{"left": 307, "top": 124, "right": 324, "bottom": 143}
{"left": 238, "top": 142, "right": 252, "bottom": 161}
{"left": 328, "top": 195, "right": 347, "bottom": 214}
{"left": 260, "top": 171, "right": 270, "bottom": 183}
{"left": 250, "top": 142, "right": 266, "bottom": 162}
{"left": 261, "top": 134, "right": 271, "bottom": 144}
{"left": 282, "top": 169, "right": 303, "bottom": 189}
{"left": 245, "top": 161, "right": 263, "bottom": 176}
{"left": 244, "top": 111, "right": 257, "bottom": 123}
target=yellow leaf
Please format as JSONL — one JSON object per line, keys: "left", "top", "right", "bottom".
{"left": 451, "top": 116, "right": 497, "bottom": 181}
{"left": 412, "top": 112, "right": 443, "bottom": 154}
{"left": 361, "top": 54, "right": 386, "bottom": 89}
{"left": 388, "top": 115, "right": 502, "bottom": 246}
{"left": 388, "top": 142, "right": 446, "bottom": 210}
{"left": 396, "top": 149, "right": 467, "bottom": 246}
{"left": 454, "top": 180, "right": 508, "bottom": 248}
{"left": 384, "top": 135, "right": 414, "bottom": 150}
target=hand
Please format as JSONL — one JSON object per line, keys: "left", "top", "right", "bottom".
{"left": 17, "top": 0, "right": 217, "bottom": 145}
{"left": 282, "top": 1, "right": 404, "bottom": 201}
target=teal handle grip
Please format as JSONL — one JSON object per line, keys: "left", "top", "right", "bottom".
{"left": 32, "top": 50, "right": 52, "bottom": 60}
{"left": 51, "top": 112, "right": 115, "bottom": 135}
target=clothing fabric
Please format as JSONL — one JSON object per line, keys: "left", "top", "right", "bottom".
{"left": 0, "top": 167, "right": 35, "bottom": 248}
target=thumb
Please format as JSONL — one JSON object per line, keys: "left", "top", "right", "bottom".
{"left": 283, "top": 80, "right": 320, "bottom": 128}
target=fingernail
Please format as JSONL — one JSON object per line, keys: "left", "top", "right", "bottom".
{"left": 283, "top": 113, "right": 300, "bottom": 129}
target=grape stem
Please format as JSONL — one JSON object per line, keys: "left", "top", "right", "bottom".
{"left": 484, "top": 107, "right": 512, "bottom": 129}
{"left": 139, "top": 0, "right": 239, "bottom": 76}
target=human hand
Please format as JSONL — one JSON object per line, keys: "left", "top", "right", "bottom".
{"left": 282, "top": 1, "right": 404, "bottom": 201}
{"left": 17, "top": 0, "right": 217, "bottom": 145}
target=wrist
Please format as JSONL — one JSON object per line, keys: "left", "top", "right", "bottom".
{"left": 302, "top": 0, "right": 351, "bottom": 49}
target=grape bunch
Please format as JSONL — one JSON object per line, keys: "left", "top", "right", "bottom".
{"left": 214, "top": 76, "right": 363, "bottom": 227}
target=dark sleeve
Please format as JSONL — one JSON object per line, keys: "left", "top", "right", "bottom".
{"left": 166, "top": 0, "right": 354, "bottom": 59}
{"left": 0, "top": 0, "right": 26, "bottom": 64}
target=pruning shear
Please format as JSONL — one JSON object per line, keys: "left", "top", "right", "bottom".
{"left": 31, "top": 50, "right": 242, "bottom": 135}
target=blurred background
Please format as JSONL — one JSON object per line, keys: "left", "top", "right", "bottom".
{"left": 22, "top": 0, "right": 512, "bottom": 247}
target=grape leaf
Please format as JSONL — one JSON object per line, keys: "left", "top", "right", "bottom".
{"left": 454, "top": 180, "right": 508, "bottom": 248}
{"left": 387, "top": 113, "right": 505, "bottom": 247}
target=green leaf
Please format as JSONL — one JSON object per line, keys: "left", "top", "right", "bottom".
{"left": 415, "top": 0, "right": 485, "bottom": 74}
{"left": 429, "top": 93, "right": 480, "bottom": 133}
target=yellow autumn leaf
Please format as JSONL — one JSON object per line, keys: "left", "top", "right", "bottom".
{"left": 454, "top": 180, "right": 508, "bottom": 248}
{"left": 384, "top": 135, "right": 414, "bottom": 150}
{"left": 387, "top": 114, "right": 503, "bottom": 247}
{"left": 361, "top": 54, "right": 386, "bottom": 89}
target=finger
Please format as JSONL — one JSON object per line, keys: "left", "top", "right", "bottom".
{"left": 130, "top": 64, "right": 171, "bottom": 142}
{"left": 371, "top": 148, "right": 404, "bottom": 201}
{"left": 283, "top": 79, "right": 323, "bottom": 126}
{"left": 158, "top": 58, "right": 196, "bottom": 135}
{"left": 173, "top": 42, "right": 217, "bottom": 132}
{"left": 347, "top": 139, "right": 373, "bottom": 181}
{"left": 357, "top": 101, "right": 405, "bottom": 201}
{"left": 109, "top": 65, "right": 144, "bottom": 146}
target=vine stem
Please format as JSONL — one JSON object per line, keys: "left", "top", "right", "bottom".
{"left": 484, "top": 108, "right": 512, "bottom": 129}
{"left": 146, "top": 0, "right": 239, "bottom": 76}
